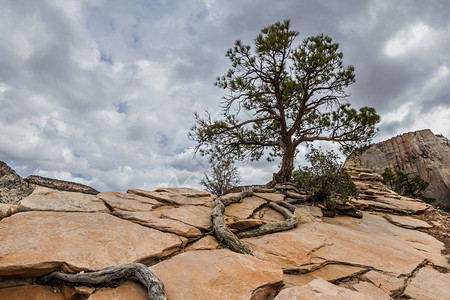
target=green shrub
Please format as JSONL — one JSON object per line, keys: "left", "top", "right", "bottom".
{"left": 292, "top": 148, "right": 358, "bottom": 209}
{"left": 381, "top": 168, "right": 435, "bottom": 203}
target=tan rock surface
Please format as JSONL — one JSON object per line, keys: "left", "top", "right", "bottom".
{"left": 186, "top": 236, "right": 220, "bottom": 251}
{"left": 160, "top": 205, "right": 213, "bottom": 231}
{"left": 17, "top": 187, "right": 109, "bottom": 213}
{"left": 403, "top": 266, "right": 450, "bottom": 300}
{"left": 244, "top": 213, "right": 449, "bottom": 275}
{"left": 97, "top": 191, "right": 163, "bottom": 212}
{"left": 128, "top": 189, "right": 215, "bottom": 206}
{"left": 352, "top": 197, "right": 429, "bottom": 213}
{"left": 383, "top": 214, "right": 432, "bottom": 229}
{"left": 255, "top": 206, "right": 285, "bottom": 222}
{"left": 0, "top": 285, "right": 64, "bottom": 300}
{"left": 228, "top": 218, "right": 266, "bottom": 231}
{"left": 361, "top": 270, "right": 404, "bottom": 296}
{"left": 150, "top": 249, "right": 284, "bottom": 300}
{"left": 88, "top": 281, "right": 147, "bottom": 300}
{"left": 113, "top": 210, "right": 202, "bottom": 238}
{"left": 0, "top": 203, "right": 16, "bottom": 219}
{"left": 284, "top": 264, "right": 365, "bottom": 288}
{"left": 254, "top": 192, "right": 285, "bottom": 202}
{"left": 224, "top": 196, "right": 267, "bottom": 220}
{"left": 351, "top": 282, "right": 392, "bottom": 300}
{"left": 0, "top": 211, "right": 183, "bottom": 276}
{"left": 275, "top": 278, "right": 370, "bottom": 300}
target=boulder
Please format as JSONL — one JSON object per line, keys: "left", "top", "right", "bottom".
{"left": 186, "top": 236, "right": 220, "bottom": 251}
{"left": 150, "top": 249, "right": 284, "bottom": 300}
{"left": 0, "top": 211, "right": 184, "bottom": 277}
{"left": 17, "top": 187, "right": 109, "bottom": 213}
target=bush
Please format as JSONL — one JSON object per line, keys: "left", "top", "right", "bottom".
{"left": 381, "top": 168, "right": 435, "bottom": 203}
{"left": 200, "top": 160, "right": 241, "bottom": 196}
{"left": 292, "top": 148, "right": 358, "bottom": 209}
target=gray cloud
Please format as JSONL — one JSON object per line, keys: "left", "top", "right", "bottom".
{"left": 0, "top": 0, "right": 449, "bottom": 191}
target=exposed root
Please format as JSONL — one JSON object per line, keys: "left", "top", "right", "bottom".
{"left": 38, "top": 263, "right": 167, "bottom": 300}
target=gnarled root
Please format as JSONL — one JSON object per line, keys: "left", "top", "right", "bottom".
{"left": 38, "top": 263, "right": 166, "bottom": 300}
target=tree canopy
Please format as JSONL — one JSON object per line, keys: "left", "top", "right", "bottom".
{"left": 190, "top": 20, "right": 380, "bottom": 183}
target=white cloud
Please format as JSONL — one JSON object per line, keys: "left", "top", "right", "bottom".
{"left": 384, "top": 22, "right": 436, "bottom": 57}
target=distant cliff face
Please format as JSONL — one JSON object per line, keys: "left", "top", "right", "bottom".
{"left": 25, "top": 175, "right": 99, "bottom": 195}
{"left": 357, "top": 129, "right": 450, "bottom": 209}
{"left": 0, "top": 161, "right": 34, "bottom": 204}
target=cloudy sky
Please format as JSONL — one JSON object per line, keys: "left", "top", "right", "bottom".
{"left": 1, "top": 0, "right": 449, "bottom": 192}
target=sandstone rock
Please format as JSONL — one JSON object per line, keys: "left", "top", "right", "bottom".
{"left": 351, "top": 196, "right": 429, "bottom": 213}
{"left": 75, "top": 286, "right": 95, "bottom": 297}
{"left": 255, "top": 206, "right": 285, "bottom": 222}
{"left": 275, "top": 278, "right": 370, "bottom": 300}
{"left": 224, "top": 196, "right": 267, "bottom": 220}
{"left": 186, "top": 236, "right": 220, "bottom": 251}
{"left": 113, "top": 210, "right": 202, "bottom": 239}
{"left": 60, "top": 285, "right": 78, "bottom": 300}
{"left": 228, "top": 218, "right": 266, "bottom": 231}
{"left": 0, "top": 161, "right": 34, "bottom": 204}
{"left": 97, "top": 191, "right": 163, "bottom": 212}
{"left": 88, "top": 281, "right": 147, "bottom": 300}
{"left": 361, "top": 270, "right": 404, "bottom": 296}
{"left": 254, "top": 192, "right": 285, "bottom": 202}
{"left": 356, "top": 130, "right": 450, "bottom": 209}
{"left": 0, "top": 285, "right": 64, "bottom": 300}
{"left": 150, "top": 249, "right": 283, "bottom": 300}
{"left": 25, "top": 175, "right": 99, "bottom": 195}
{"left": 128, "top": 188, "right": 215, "bottom": 206}
{"left": 403, "top": 266, "right": 450, "bottom": 300}
{"left": 351, "top": 282, "right": 392, "bottom": 300}
{"left": 284, "top": 264, "right": 365, "bottom": 288}
{"left": 0, "top": 203, "right": 17, "bottom": 219}
{"left": 244, "top": 213, "right": 449, "bottom": 275}
{"left": 155, "top": 187, "right": 213, "bottom": 198}
{"left": 383, "top": 214, "right": 432, "bottom": 229}
{"left": 17, "top": 187, "right": 109, "bottom": 213}
{"left": 294, "top": 205, "right": 323, "bottom": 223}
{"left": 160, "top": 205, "right": 213, "bottom": 231}
{"left": 0, "top": 211, "right": 183, "bottom": 276}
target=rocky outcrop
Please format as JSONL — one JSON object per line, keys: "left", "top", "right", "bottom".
{"left": 25, "top": 175, "right": 100, "bottom": 195}
{"left": 355, "top": 129, "right": 450, "bottom": 209}
{"left": 0, "top": 177, "right": 449, "bottom": 298}
{"left": 0, "top": 161, "right": 34, "bottom": 204}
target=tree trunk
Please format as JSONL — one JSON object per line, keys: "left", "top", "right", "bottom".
{"left": 275, "top": 146, "right": 295, "bottom": 183}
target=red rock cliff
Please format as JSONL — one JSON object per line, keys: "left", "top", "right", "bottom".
{"left": 356, "top": 129, "right": 450, "bottom": 209}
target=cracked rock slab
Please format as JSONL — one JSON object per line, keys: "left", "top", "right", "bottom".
{"left": 0, "top": 211, "right": 183, "bottom": 277}
{"left": 351, "top": 282, "right": 392, "bottom": 300}
{"left": 383, "top": 214, "right": 432, "bottom": 229}
{"left": 113, "top": 210, "right": 202, "bottom": 239}
{"left": 160, "top": 205, "right": 213, "bottom": 231}
{"left": 17, "top": 187, "right": 108, "bottom": 213}
{"left": 361, "top": 270, "right": 404, "bottom": 296}
{"left": 128, "top": 189, "right": 215, "bottom": 206}
{"left": 352, "top": 197, "right": 429, "bottom": 213}
{"left": 88, "top": 281, "right": 147, "bottom": 300}
{"left": 150, "top": 249, "right": 284, "bottom": 300}
{"left": 275, "top": 278, "right": 371, "bottom": 300}
{"left": 97, "top": 192, "right": 163, "bottom": 212}
{"left": 403, "top": 266, "right": 450, "bottom": 300}
{"left": 224, "top": 196, "right": 267, "bottom": 220}
{"left": 244, "top": 213, "right": 449, "bottom": 275}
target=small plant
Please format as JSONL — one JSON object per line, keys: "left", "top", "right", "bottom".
{"left": 200, "top": 160, "right": 241, "bottom": 196}
{"left": 292, "top": 148, "right": 357, "bottom": 209}
{"left": 381, "top": 168, "right": 435, "bottom": 203}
